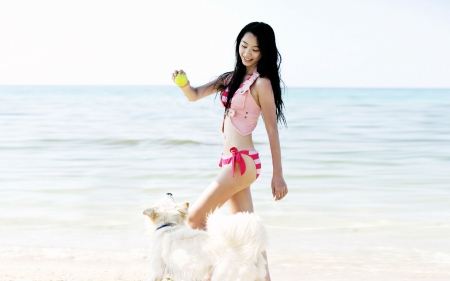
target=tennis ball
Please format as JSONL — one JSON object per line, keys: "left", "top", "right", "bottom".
{"left": 174, "top": 73, "right": 188, "bottom": 87}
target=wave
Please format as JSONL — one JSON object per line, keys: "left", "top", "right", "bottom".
{"left": 0, "top": 246, "right": 148, "bottom": 262}
{"left": 33, "top": 138, "right": 215, "bottom": 147}
{"left": 286, "top": 174, "right": 352, "bottom": 179}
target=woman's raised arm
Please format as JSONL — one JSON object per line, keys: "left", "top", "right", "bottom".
{"left": 172, "top": 69, "right": 224, "bottom": 102}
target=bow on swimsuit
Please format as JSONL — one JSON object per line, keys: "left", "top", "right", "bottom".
{"left": 219, "top": 69, "right": 262, "bottom": 179}
{"left": 219, "top": 147, "right": 261, "bottom": 179}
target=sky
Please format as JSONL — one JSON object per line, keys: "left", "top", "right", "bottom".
{"left": 0, "top": 0, "right": 449, "bottom": 88}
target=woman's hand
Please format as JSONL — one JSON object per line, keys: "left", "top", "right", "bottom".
{"left": 172, "top": 70, "right": 219, "bottom": 101}
{"left": 171, "top": 69, "right": 184, "bottom": 81}
{"left": 172, "top": 69, "right": 190, "bottom": 88}
{"left": 272, "top": 175, "right": 288, "bottom": 201}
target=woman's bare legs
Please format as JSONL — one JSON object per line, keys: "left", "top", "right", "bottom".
{"left": 227, "top": 186, "right": 254, "bottom": 213}
{"left": 188, "top": 155, "right": 257, "bottom": 229}
{"left": 188, "top": 156, "right": 259, "bottom": 281}
{"left": 228, "top": 187, "right": 272, "bottom": 281}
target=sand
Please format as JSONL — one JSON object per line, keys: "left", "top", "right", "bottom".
{"left": 0, "top": 259, "right": 450, "bottom": 281}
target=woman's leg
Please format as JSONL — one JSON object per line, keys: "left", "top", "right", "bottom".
{"left": 189, "top": 155, "right": 270, "bottom": 281}
{"left": 228, "top": 187, "right": 272, "bottom": 281}
{"left": 227, "top": 186, "right": 254, "bottom": 213}
{"left": 188, "top": 155, "right": 257, "bottom": 229}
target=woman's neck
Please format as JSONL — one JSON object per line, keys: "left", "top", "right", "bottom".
{"left": 246, "top": 66, "right": 257, "bottom": 75}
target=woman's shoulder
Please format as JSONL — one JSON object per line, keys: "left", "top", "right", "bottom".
{"left": 219, "top": 71, "right": 234, "bottom": 85}
{"left": 213, "top": 71, "right": 233, "bottom": 92}
{"left": 253, "top": 77, "right": 272, "bottom": 95}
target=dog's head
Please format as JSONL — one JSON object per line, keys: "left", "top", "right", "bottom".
{"left": 143, "top": 193, "right": 189, "bottom": 228}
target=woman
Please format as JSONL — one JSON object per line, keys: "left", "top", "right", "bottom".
{"left": 172, "top": 22, "right": 288, "bottom": 281}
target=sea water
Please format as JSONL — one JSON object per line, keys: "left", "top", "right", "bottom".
{"left": 1, "top": 86, "right": 449, "bottom": 277}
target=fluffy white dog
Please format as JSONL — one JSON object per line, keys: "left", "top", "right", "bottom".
{"left": 143, "top": 193, "right": 267, "bottom": 281}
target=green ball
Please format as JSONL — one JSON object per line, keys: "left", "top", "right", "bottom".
{"left": 174, "top": 73, "right": 188, "bottom": 87}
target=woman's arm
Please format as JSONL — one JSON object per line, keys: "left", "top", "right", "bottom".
{"left": 172, "top": 69, "right": 224, "bottom": 102}
{"left": 256, "top": 78, "right": 288, "bottom": 201}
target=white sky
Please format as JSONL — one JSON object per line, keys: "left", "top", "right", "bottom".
{"left": 0, "top": 0, "right": 449, "bottom": 88}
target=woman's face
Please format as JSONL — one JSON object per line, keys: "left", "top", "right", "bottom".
{"left": 239, "top": 32, "right": 261, "bottom": 68}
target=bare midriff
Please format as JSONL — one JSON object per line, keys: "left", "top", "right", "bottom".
{"left": 222, "top": 115, "right": 256, "bottom": 155}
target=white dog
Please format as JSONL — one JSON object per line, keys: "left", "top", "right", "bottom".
{"left": 143, "top": 193, "right": 267, "bottom": 281}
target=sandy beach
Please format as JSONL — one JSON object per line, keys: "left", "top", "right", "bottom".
{"left": 2, "top": 247, "right": 449, "bottom": 281}
{"left": 2, "top": 223, "right": 450, "bottom": 281}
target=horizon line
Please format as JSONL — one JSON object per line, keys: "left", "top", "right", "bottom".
{"left": 0, "top": 84, "right": 449, "bottom": 90}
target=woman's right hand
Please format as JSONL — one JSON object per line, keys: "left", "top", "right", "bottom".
{"left": 172, "top": 69, "right": 190, "bottom": 87}
{"left": 173, "top": 70, "right": 217, "bottom": 101}
{"left": 171, "top": 69, "right": 183, "bottom": 81}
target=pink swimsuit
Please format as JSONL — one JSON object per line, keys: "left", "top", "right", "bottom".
{"left": 221, "top": 69, "right": 262, "bottom": 136}
{"left": 219, "top": 147, "right": 261, "bottom": 179}
{"left": 219, "top": 70, "right": 262, "bottom": 179}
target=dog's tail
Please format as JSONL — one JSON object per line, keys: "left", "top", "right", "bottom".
{"left": 207, "top": 211, "right": 267, "bottom": 280}
{"left": 206, "top": 211, "right": 267, "bottom": 258}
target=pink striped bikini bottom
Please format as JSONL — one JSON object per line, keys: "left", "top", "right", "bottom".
{"left": 219, "top": 147, "right": 261, "bottom": 179}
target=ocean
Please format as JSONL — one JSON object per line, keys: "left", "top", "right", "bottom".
{"left": 1, "top": 86, "right": 449, "bottom": 279}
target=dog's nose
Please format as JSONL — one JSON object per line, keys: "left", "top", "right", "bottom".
{"left": 166, "top": 193, "right": 172, "bottom": 197}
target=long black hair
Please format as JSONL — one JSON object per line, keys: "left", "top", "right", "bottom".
{"left": 216, "top": 22, "right": 286, "bottom": 127}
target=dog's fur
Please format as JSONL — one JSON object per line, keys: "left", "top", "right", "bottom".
{"left": 143, "top": 194, "right": 267, "bottom": 281}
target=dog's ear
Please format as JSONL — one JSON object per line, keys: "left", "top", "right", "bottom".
{"left": 179, "top": 201, "right": 189, "bottom": 210}
{"left": 143, "top": 207, "right": 158, "bottom": 221}
{"left": 175, "top": 202, "right": 189, "bottom": 219}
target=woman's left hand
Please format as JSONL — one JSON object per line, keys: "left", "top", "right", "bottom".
{"left": 272, "top": 176, "right": 288, "bottom": 201}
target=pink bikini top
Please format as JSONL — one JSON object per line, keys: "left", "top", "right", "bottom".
{"left": 221, "top": 69, "right": 261, "bottom": 136}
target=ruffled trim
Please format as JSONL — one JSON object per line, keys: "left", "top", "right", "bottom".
{"left": 235, "top": 70, "right": 260, "bottom": 95}
{"left": 221, "top": 70, "right": 260, "bottom": 107}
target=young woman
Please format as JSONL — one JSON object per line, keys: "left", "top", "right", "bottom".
{"left": 172, "top": 22, "right": 288, "bottom": 281}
